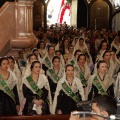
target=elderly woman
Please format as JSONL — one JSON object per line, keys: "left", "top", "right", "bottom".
{"left": 52, "top": 64, "right": 85, "bottom": 114}
{"left": 22, "top": 61, "right": 52, "bottom": 115}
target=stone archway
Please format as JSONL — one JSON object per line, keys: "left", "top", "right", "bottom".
{"left": 90, "top": 0, "right": 109, "bottom": 29}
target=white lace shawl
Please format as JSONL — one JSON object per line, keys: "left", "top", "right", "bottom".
{"left": 94, "top": 59, "right": 115, "bottom": 78}
{"left": 52, "top": 77, "right": 85, "bottom": 114}
{"left": 0, "top": 69, "right": 17, "bottom": 91}
{"left": 46, "top": 67, "right": 65, "bottom": 83}
{"left": 114, "top": 72, "right": 120, "bottom": 98}
{"left": 86, "top": 73, "right": 114, "bottom": 100}
{"left": 74, "top": 62, "right": 91, "bottom": 81}
{"left": 22, "top": 73, "right": 52, "bottom": 113}
{"left": 74, "top": 39, "right": 89, "bottom": 54}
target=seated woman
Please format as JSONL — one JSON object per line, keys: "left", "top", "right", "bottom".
{"left": 47, "top": 56, "right": 64, "bottom": 100}
{"left": 68, "top": 50, "right": 81, "bottom": 66}
{"left": 22, "top": 61, "right": 52, "bottom": 115}
{"left": 74, "top": 54, "right": 91, "bottom": 88}
{"left": 86, "top": 60, "right": 114, "bottom": 101}
{"left": 7, "top": 56, "right": 22, "bottom": 102}
{"left": 75, "top": 37, "right": 89, "bottom": 54}
{"left": 42, "top": 45, "right": 55, "bottom": 73}
{"left": 96, "top": 40, "right": 108, "bottom": 62}
{"left": 0, "top": 57, "right": 20, "bottom": 115}
{"left": 52, "top": 64, "right": 85, "bottom": 114}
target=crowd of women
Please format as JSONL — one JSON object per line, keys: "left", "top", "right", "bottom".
{"left": 0, "top": 23, "right": 120, "bottom": 115}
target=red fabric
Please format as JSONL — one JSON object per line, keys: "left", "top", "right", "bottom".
{"left": 59, "top": 5, "right": 70, "bottom": 23}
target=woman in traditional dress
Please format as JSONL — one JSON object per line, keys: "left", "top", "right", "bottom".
{"left": 75, "top": 37, "right": 89, "bottom": 54}
{"left": 111, "top": 51, "right": 120, "bottom": 80}
{"left": 96, "top": 40, "right": 108, "bottom": 62}
{"left": 74, "top": 54, "right": 91, "bottom": 88}
{"left": 42, "top": 45, "right": 55, "bottom": 73}
{"left": 22, "top": 53, "right": 38, "bottom": 78}
{"left": 0, "top": 57, "right": 20, "bottom": 115}
{"left": 38, "top": 41, "right": 47, "bottom": 59}
{"left": 111, "top": 35, "right": 120, "bottom": 54}
{"left": 52, "top": 64, "right": 85, "bottom": 114}
{"left": 31, "top": 48, "right": 42, "bottom": 64}
{"left": 47, "top": 56, "right": 64, "bottom": 100}
{"left": 22, "top": 61, "right": 52, "bottom": 115}
{"left": 68, "top": 49, "right": 81, "bottom": 66}
{"left": 63, "top": 45, "right": 75, "bottom": 64}
{"left": 7, "top": 56, "right": 22, "bottom": 102}
{"left": 86, "top": 60, "right": 114, "bottom": 101}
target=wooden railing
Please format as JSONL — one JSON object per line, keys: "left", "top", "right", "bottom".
{"left": 0, "top": 115, "right": 70, "bottom": 120}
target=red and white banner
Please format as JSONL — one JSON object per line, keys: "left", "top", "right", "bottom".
{"left": 57, "top": 0, "right": 70, "bottom": 24}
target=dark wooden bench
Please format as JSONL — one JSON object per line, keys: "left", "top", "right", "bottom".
{"left": 4, "top": 115, "right": 70, "bottom": 120}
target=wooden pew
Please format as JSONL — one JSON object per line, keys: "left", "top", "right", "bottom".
{"left": 4, "top": 115, "right": 70, "bottom": 120}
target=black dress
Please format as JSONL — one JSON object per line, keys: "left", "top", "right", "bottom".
{"left": 88, "top": 84, "right": 114, "bottom": 100}
{"left": 22, "top": 84, "right": 50, "bottom": 115}
{"left": 56, "top": 90, "right": 82, "bottom": 114}
{"left": 47, "top": 76, "right": 57, "bottom": 100}
{"left": 0, "top": 85, "right": 19, "bottom": 115}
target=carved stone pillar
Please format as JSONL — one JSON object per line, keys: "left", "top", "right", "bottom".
{"left": 11, "top": 0, "right": 38, "bottom": 49}
{"left": 70, "top": 0, "right": 78, "bottom": 28}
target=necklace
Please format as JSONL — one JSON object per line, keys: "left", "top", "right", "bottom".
{"left": 98, "top": 73, "right": 105, "bottom": 81}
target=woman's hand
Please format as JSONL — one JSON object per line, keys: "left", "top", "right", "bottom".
{"left": 57, "top": 110, "right": 62, "bottom": 114}
{"left": 33, "top": 99, "right": 44, "bottom": 106}
{"left": 16, "top": 105, "right": 20, "bottom": 113}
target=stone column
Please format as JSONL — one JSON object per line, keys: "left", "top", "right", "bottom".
{"left": 70, "top": 0, "right": 78, "bottom": 28}
{"left": 11, "top": 0, "right": 38, "bottom": 49}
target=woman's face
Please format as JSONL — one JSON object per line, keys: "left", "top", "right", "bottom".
{"left": 79, "top": 40, "right": 84, "bottom": 46}
{"left": 69, "top": 46, "right": 74, "bottom": 53}
{"left": 101, "top": 43, "right": 107, "bottom": 50}
{"left": 103, "top": 52, "right": 111, "bottom": 62}
{"left": 111, "top": 52, "right": 115, "bottom": 60}
{"left": 8, "top": 59, "right": 14, "bottom": 69}
{"left": 98, "top": 63, "right": 107, "bottom": 74}
{"left": 75, "top": 52, "right": 81, "bottom": 59}
{"left": 29, "top": 55, "right": 37, "bottom": 63}
{"left": 64, "top": 39, "right": 69, "bottom": 47}
{"left": 40, "top": 43, "right": 45, "bottom": 49}
{"left": 0, "top": 59, "right": 9, "bottom": 71}
{"left": 66, "top": 66, "right": 74, "bottom": 78}
{"left": 78, "top": 56, "right": 86, "bottom": 65}
{"left": 55, "top": 52, "right": 61, "bottom": 58}
{"left": 48, "top": 46, "right": 55, "bottom": 56}
{"left": 53, "top": 58, "right": 60, "bottom": 67}
{"left": 31, "top": 63, "right": 40, "bottom": 74}
{"left": 33, "top": 50, "right": 39, "bottom": 56}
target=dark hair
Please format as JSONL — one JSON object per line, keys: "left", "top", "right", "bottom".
{"left": 77, "top": 54, "right": 86, "bottom": 61}
{"left": 52, "top": 56, "right": 60, "bottom": 63}
{"left": 47, "top": 45, "right": 55, "bottom": 51}
{"left": 102, "top": 50, "right": 111, "bottom": 58}
{"left": 30, "top": 61, "right": 41, "bottom": 70}
{"left": 28, "top": 54, "right": 37, "bottom": 62}
{"left": 55, "top": 50, "right": 61, "bottom": 54}
{"left": 98, "top": 40, "right": 108, "bottom": 52}
{"left": 92, "top": 95, "right": 117, "bottom": 115}
{"left": 65, "top": 64, "right": 74, "bottom": 72}
{"left": 74, "top": 50, "right": 81, "bottom": 56}
{"left": 79, "top": 37, "right": 84, "bottom": 41}
{"left": 32, "top": 48, "right": 38, "bottom": 53}
{"left": 96, "top": 60, "right": 107, "bottom": 69}
{"left": 7, "top": 56, "right": 15, "bottom": 63}
{"left": 68, "top": 45, "right": 74, "bottom": 50}
{"left": 0, "top": 57, "right": 9, "bottom": 66}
